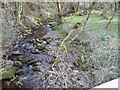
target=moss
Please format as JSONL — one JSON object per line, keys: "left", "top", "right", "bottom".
{"left": 70, "top": 85, "right": 77, "bottom": 88}
{"left": 15, "top": 61, "right": 23, "bottom": 68}
{"left": 36, "top": 45, "right": 46, "bottom": 50}
{"left": 2, "top": 67, "right": 17, "bottom": 79}
{"left": 27, "top": 60, "right": 38, "bottom": 66}
{"left": 22, "top": 58, "right": 34, "bottom": 64}
{"left": 16, "top": 69, "right": 24, "bottom": 75}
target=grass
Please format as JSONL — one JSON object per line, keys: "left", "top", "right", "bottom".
{"left": 54, "top": 10, "right": 119, "bottom": 85}
{"left": 54, "top": 10, "right": 118, "bottom": 31}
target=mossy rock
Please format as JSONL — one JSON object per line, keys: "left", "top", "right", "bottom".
{"left": 22, "top": 58, "right": 34, "bottom": 64}
{"left": 16, "top": 69, "right": 24, "bottom": 75}
{"left": 32, "top": 66, "right": 39, "bottom": 71}
{"left": 27, "top": 40, "right": 34, "bottom": 43}
{"left": 15, "top": 61, "right": 23, "bottom": 68}
{"left": 27, "top": 60, "right": 38, "bottom": 66}
{"left": 70, "top": 85, "right": 77, "bottom": 88}
{"left": 36, "top": 45, "right": 46, "bottom": 50}
{"left": 1, "top": 67, "right": 17, "bottom": 79}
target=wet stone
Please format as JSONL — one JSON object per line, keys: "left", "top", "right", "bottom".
{"left": 30, "top": 49, "right": 40, "bottom": 54}
{"left": 42, "top": 41, "right": 47, "bottom": 45}
{"left": 12, "top": 51, "right": 22, "bottom": 55}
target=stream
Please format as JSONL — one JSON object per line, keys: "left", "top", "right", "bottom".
{"left": 2, "top": 23, "right": 62, "bottom": 89}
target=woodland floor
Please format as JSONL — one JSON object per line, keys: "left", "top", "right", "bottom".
{"left": 1, "top": 11, "right": 119, "bottom": 89}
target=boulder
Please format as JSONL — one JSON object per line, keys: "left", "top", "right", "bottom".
{"left": 1, "top": 67, "right": 17, "bottom": 79}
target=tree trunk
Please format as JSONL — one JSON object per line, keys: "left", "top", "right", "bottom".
{"left": 105, "top": 1, "right": 117, "bottom": 29}
{"left": 56, "top": 1, "right": 62, "bottom": 24}
{"left": 101, "top": 2, "right": 108, "bottom": 19}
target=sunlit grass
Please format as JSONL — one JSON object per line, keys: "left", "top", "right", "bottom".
{"left": 54, "top": 10, "right": 118, "bottom": 39}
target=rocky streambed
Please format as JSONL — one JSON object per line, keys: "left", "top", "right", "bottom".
{"left": 2, "top": 23, "right": 94, "bottom": 89}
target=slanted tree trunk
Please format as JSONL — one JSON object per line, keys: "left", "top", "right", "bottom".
{"left": 56, "top": 1, "right": 62, "bottom": 24}
{"left": 106, "top": 1, "right": 118, "bottom": 29}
